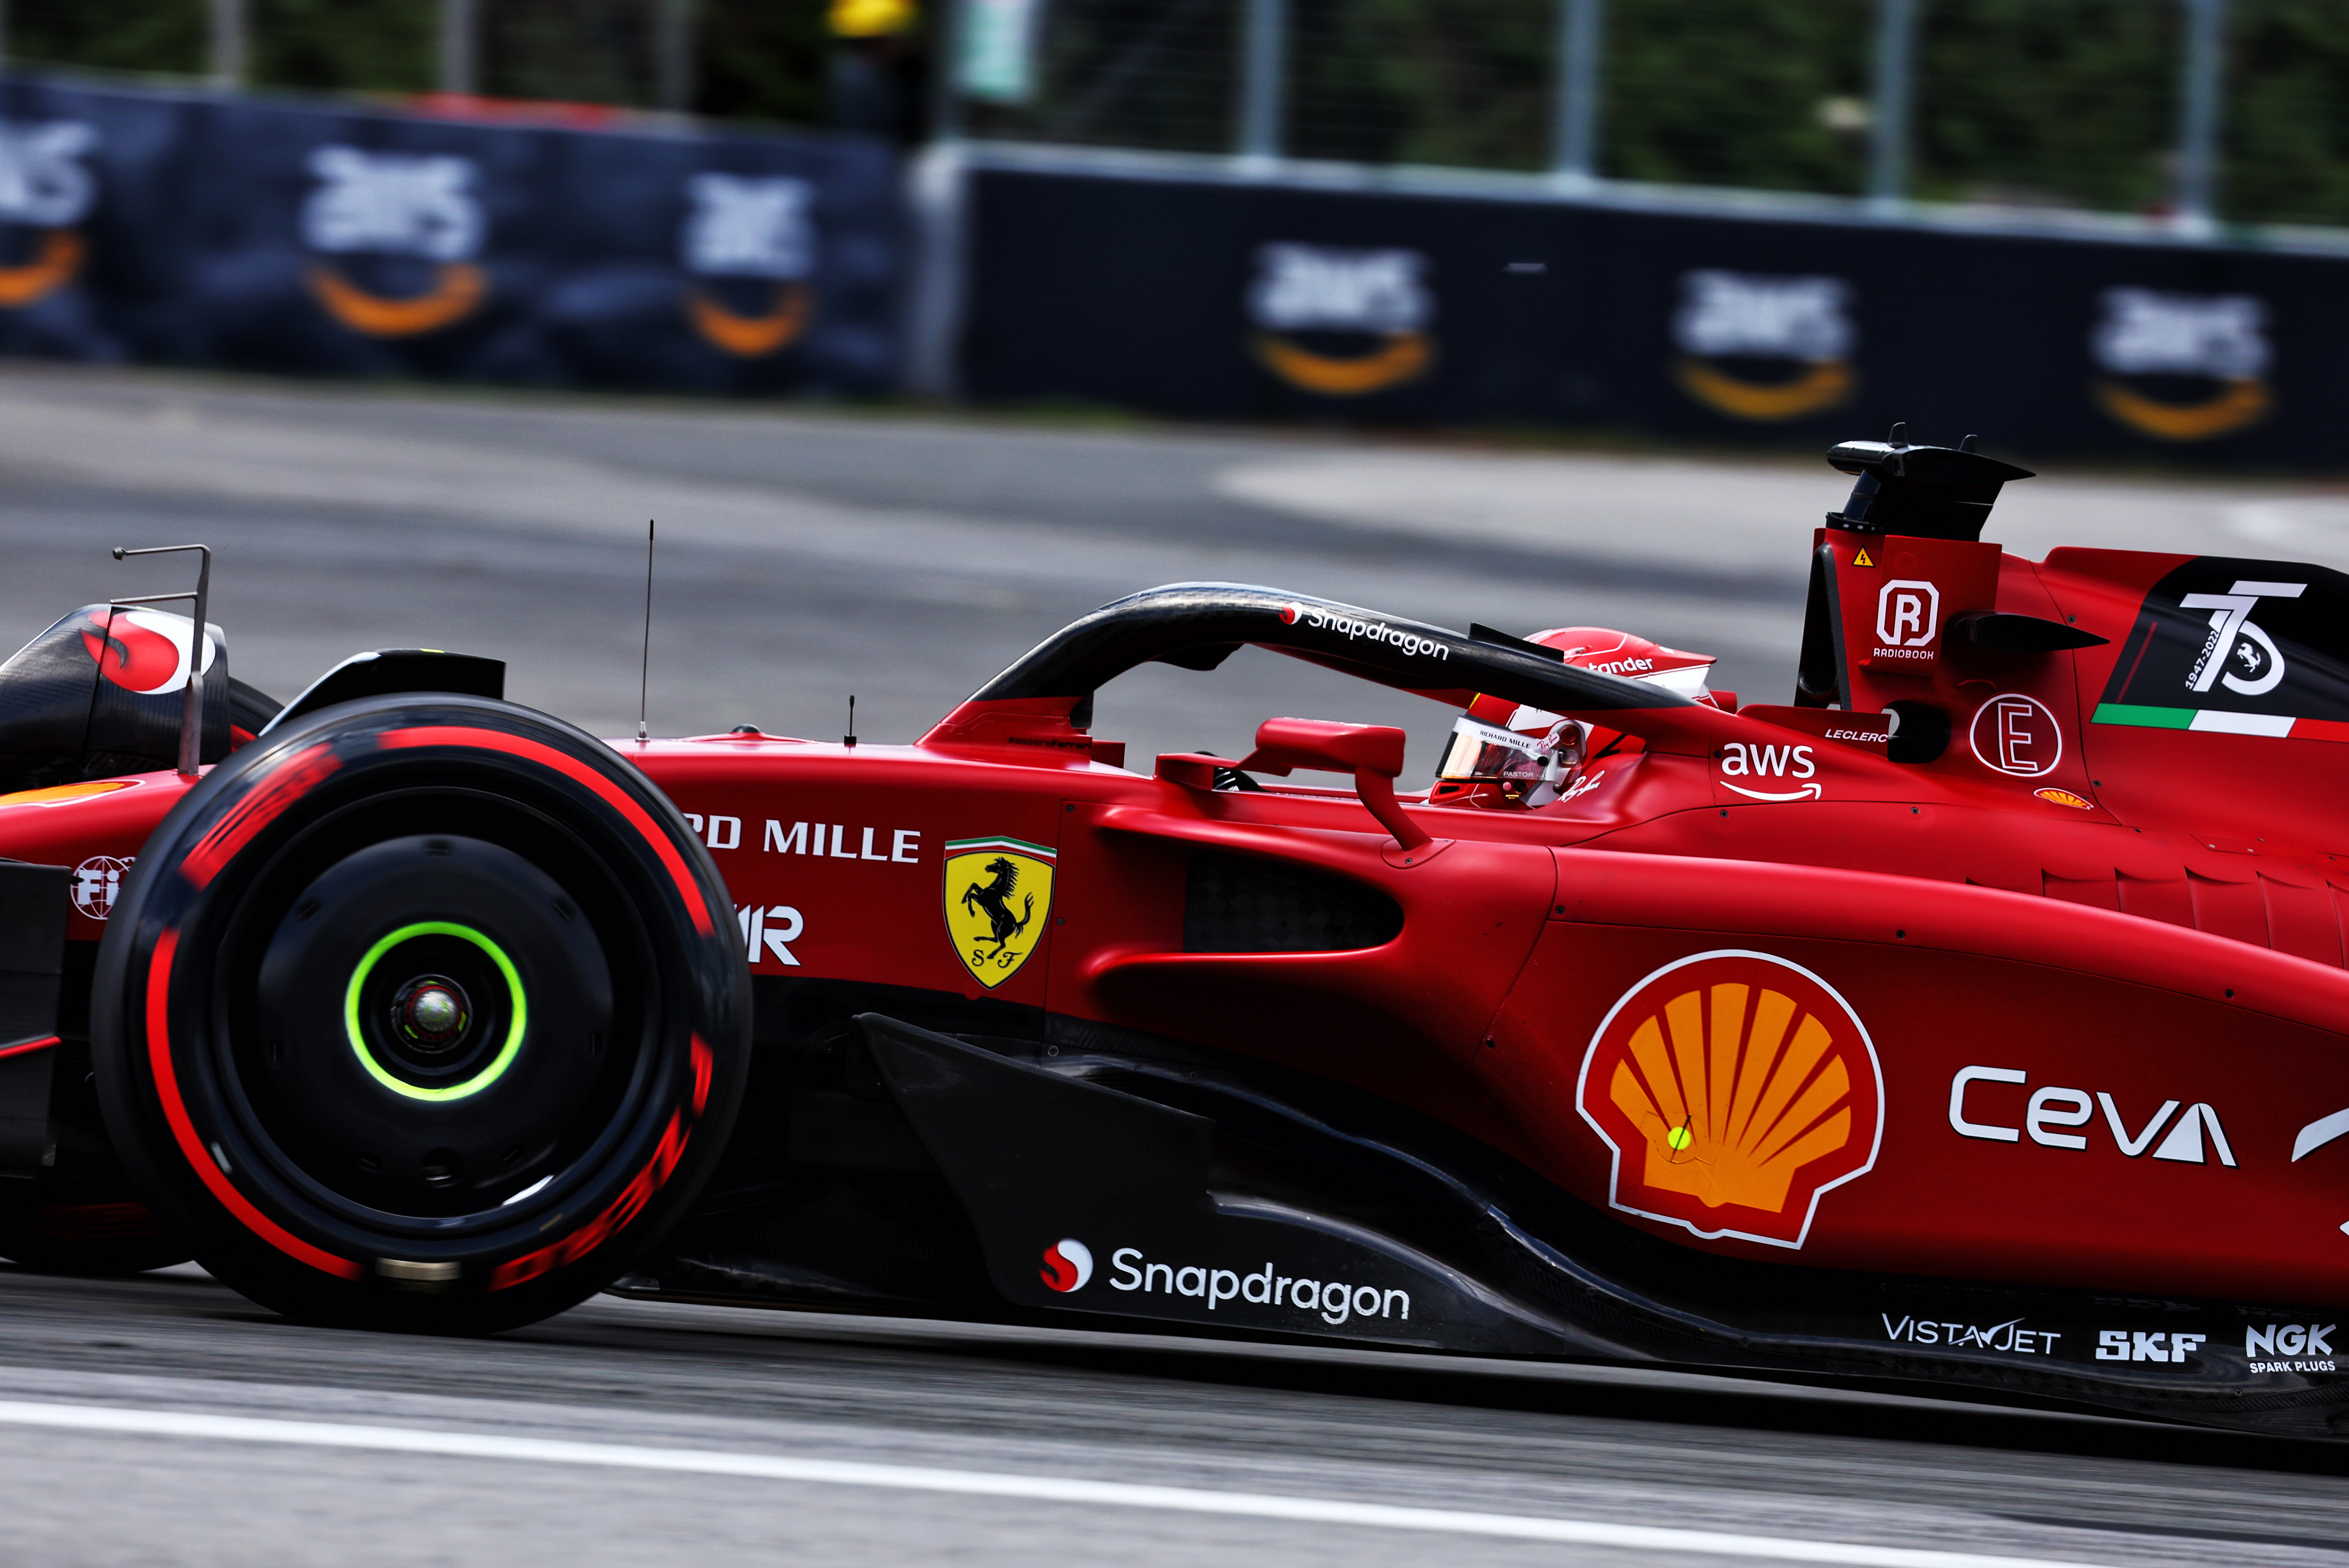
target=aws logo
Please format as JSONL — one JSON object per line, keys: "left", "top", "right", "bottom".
{"left": 1248, "top": 243, "right": 1434, "bottom": 397}
{"left": 1577, "top": 951, "right": 1883, "bottom": 1249}
{"left": 2091, "top": 288, "right": 2270, "bottom": 442}
{"left": 300, "top": 145, "right": 488, "bottom": 338}
{"left": 1671, "top": 270, "right": 1856, "bottom": 422}
{"left": 0, "top": 120, "right": 97, "bottom": 310}
{"left": 681, "top": 174, "right": 816, "bottom": 358}
{"left": 1039, "top": 1237, "right": 1093, "bottom": 1292}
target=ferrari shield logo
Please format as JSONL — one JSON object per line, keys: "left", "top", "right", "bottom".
{"left": 943, "top": 836, "right": 1056, "bottom": 988}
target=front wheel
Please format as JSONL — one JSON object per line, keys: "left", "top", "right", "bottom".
{"left": 91, "top": 695, "right": 749, "bottom": 1332}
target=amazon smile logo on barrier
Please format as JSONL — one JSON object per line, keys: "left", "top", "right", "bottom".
{"left": 300, "top": 145, "right": 488, "bottom": 337}
{"left": 1247, "top": 243, "right": 1434, "bottom": 396}
{"left": 1671, "top": 270, "right": 1856, "bottom": 421}
{"left": 0, "top": 120, "right": 96, "bottom": 309}
{"left": 2091, "top": 288, "right": 2271, "bottom": 441}
{"left": 681, "top": 173, "right": 816, "bottom": 357}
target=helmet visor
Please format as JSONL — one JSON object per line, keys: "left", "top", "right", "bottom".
{"left": 1436, "top": 715, "right": 1583, "bottom": 803}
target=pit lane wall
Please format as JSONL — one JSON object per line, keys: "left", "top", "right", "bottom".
{"left": 936, "top": 147, "right": 2349, "bottom": 466}
{"left": 0, "top": 76, "right": 899, "bottom": 394}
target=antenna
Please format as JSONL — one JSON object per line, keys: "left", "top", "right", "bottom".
{"left": 637, "top": 520, "right": 655, "bottom": 745}
{"left": 844, "top": 694, "right": 857, "bottom": 748}
{"left": 110, "top": 543, "right": 212, "bottom": 779}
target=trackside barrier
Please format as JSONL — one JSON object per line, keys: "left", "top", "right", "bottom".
{"left": 0, "top": 75, "right": 900, "bottom": 395}
{"left": 933, "top": 145, "right": 2349, "bottom": 467}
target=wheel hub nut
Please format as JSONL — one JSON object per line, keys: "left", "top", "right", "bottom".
{"left": 393, "top": 978, "right": 469, "bottom": 1052}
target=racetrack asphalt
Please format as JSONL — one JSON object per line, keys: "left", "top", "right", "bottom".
{"left": 0, "top": 1264, "right": 2344, "bottom": 1567}
{"left": 5, "top": 363, "right": 2349, "bottom": 1563}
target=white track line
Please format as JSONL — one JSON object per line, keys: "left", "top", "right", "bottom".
{"left": 0, "top": 1398, "right": 2091, "bottom": 1567}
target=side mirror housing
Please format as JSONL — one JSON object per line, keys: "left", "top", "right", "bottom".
{"left": 1239, "top": 718, "right": 1432, "bottom": 856}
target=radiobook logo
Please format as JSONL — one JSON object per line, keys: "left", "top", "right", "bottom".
{"left": 1040, "top": 1238, "right": 1093, "bottom": 1293}
{"left": 1875, "top": 579, "right": 1940, "bottom": 654}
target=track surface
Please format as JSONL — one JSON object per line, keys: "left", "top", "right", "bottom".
{"left": 5, "top": 365, "right": 2349, "bottom": 1563}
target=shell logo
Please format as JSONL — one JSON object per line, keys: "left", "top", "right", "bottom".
{"left": 1576, "top": 950, "right": 1882, "bottom": 1250}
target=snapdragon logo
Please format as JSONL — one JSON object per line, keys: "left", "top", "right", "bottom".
{"left": 1039, "top": 1237, "right": 1093, "bottom": 1293}
{"left": 1108, "top": 1247, "right": 1410, "bottom": 1326}
{"left": 1276, "top": 603, "right": 1450, "bottom": 661}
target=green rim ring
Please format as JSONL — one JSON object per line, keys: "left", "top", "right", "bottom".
{"left": 343, "top": 921, "right": 527, "bottom": 1103}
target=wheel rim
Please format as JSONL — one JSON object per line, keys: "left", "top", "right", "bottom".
{"left": 216, "top": 800, "right": 656, "bottom": 1232}
{"left": 343, "top": 922, "right": 527, "bottom": 1102}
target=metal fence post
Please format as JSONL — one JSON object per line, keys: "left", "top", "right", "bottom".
{"left": 932, "top": 0, "right": 966, "bottom": 141}
{"left": 1237, "top": 0, "right": 1288, "bottom": 163}
{"left": 655, "top": 0, "right": 696, "bottom": 114}
{"left": 439, "top": 0, "right": 478, "bottom": 95}
{"left": 2174, "top": 0, "right": 2228, "bottom": 230}
{"left": 1552, "top": 0, "right": 1605, "bottom": 185}
{"left": 209, "top": 0, "right": 248, "bottom": 89}
{"left": 1867, "top": 0, "right": 1919, "bottom": 212}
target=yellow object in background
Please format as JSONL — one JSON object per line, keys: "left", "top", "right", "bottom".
{"left": 831, "top": 0, "right": 917, "bottom": 37}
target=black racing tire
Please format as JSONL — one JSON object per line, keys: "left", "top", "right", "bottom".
{"left": 227, "top": 677, "right": 280, "bottom": 741}
{"left": 90, "top": 695, "right": 750, "bottom": 1332}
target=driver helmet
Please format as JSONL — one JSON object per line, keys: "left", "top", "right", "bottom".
{"left": 1429, "top": 628, "right": 1720, "bottom": 809}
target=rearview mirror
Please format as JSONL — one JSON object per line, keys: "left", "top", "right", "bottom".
{"left": 1239, "top": 718, "right": 1433, "bottom": 858}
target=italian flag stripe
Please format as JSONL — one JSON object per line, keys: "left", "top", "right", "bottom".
{"left": 945, "top": 835, "right": 1056, "bottom": 859}
{"left": 2094, "top": 702, "right": 2327, "bottom": 740}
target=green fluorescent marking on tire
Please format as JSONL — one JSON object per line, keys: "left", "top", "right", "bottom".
{"left": 343, "top": 922, "right": 527, "bottom": 1102}
{"left": 2093, "top": 702, "right": 2195, "bottom": 729}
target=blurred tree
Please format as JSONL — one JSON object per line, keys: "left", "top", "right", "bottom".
{"left": 698, "top": 0, "right": 833, "bottom": 126}
{"left": 1913, "top": 0, "right": 2176, "bottom": 212}
{"left": 254, "top": 0, "right": 436, "bottom": 94}
{"left": 1602, "top": 0, "right": 1873, "bottom": 194}
{"left": 482, "top": 0, "right": 653, "bottom": 105}
{"left": 1288, "top": 0, "right": 1549, "bottom": 171}
{"left": 2223, "top": 0, "right": 2349, "bottom": 227}
{"left": 12, "top": 0, "right": 207, "bottom": 76}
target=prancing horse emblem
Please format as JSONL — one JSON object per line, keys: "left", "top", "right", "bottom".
{"left": 942, "top": 835, "right": 1057, "bottom": 989}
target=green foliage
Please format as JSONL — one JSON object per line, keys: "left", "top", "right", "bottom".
{"left": 1602, "top": 0, "right": 1873, "bottom": 194}
{"left": 1913, "top": 0, "right": 2176, "bottom": 212}
{"left": 1288, "top": 0, "right": 1550, "bottom": 170}
{"left": 2224, "top": 0, "right": 2349, "bottom": 227}
{"left": 967, "top": 0, "right": 1235, "bottom": 154}
{"left": 698, "top": 0, "right": 834, "bottom": 127}
{"left": 253, "top": 0, "right": 436, "bottom": 94}
{"left": 11, "top": 0, "right": 207, "bottom": 77}
{"left": 5, "top": 0, "right": 2348, "bottom": 228}
{"left": 481, "top": 0, "right": 653, "bottom": 106}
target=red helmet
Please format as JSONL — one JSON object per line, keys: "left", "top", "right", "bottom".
{"left": 1429, "top": 627, "right": 1718, "bottom": 809}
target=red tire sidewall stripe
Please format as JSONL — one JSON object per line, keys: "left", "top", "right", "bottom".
{"left": 378, "top": 726, "right": 715, "bottom": 935}
{"left": 144, "top": 928, "right": 362, "bottom": 1280}
{"left": 181, "top": 743, "right": 342, "bottom": 889}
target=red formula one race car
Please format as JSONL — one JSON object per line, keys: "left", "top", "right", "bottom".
{"left": 3, "top": 433, "right": 2347, "bottom": 1434}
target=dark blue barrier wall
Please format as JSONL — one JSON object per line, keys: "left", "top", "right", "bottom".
{"left": 0, "top": 77, "right": 900, "bottom": 393}
{"left": 962, "top": 165, "right": 2347, "bottom": 466}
